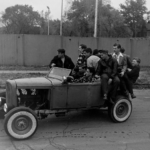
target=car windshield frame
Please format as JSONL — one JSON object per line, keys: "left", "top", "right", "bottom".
{"left": 47, "top": 67, "right": 71, "bottom": 80}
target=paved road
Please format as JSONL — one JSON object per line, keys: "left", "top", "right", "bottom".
{"left": 0, "top": 89, "right": 150, "bottom": 150}
{"left": 0, "top": 70, "right": 48, "bottom": 74}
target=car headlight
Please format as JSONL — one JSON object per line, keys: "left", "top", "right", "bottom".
{"left": 4, "top": 103, "right": 8, "bottom": 113}
{"left": 0, "top": 97, "right": 6, "bottom": 107}
{"left": 0, "top": 97, "right": 2, "bottom": 106}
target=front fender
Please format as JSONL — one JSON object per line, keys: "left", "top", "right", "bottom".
{"left": 6, "top": 80, "right": 17, "bottom": 111}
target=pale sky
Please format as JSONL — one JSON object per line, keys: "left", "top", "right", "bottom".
{"left": 0, "top": 0, "right": 150, "bottom": 19}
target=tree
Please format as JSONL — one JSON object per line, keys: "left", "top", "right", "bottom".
{"left": 99, "top": 5, "right": 132, "bottom": 37}
{"left": 120, "top": 0, "right": 148, "bottom": 37}
{"left": 2, "top": 5, "right": 43, "bottom": 34}
{"left": 66, "top": 0, "right": 94, "bottom": 36}
{"left": 66, "top": 0, "right": 131, "bottom": 37}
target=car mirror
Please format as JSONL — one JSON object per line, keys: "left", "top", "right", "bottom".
{"left": 62, "top": 76, "right": 74, "bottom": 84}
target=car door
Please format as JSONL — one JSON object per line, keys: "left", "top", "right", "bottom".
{"left": 51, "top": 85, "right": 68, "bottom": 109}
{"left": 67, "top": 82, "right": 103, "bottom": 109}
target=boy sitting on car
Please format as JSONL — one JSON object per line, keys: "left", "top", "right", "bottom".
{"left": 121, "top": 57, "right": 141, "bottom": 99}
{"left": 69, "top": 67, "right": 100, "bottom": 83}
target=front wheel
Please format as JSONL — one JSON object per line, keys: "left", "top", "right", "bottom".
{"left": 4, "top": 107, "right": 38, "bottom": 140}
{"left": 108, "top": 98, "right": 132, "bottom": 123}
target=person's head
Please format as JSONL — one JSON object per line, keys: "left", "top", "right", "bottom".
{"left": 113, "top": 43, "right": 121, "bottom": 55}
{"left": 97, "top": 49, "right": 103, "bottom": 58}
{"left": 85, "top": 67, "right": 95, "bottom": 77}
{"left": 132, "top": 57, "right": 141, "bottom": 66}
{"left": 120, "top": 48, "right": 125, "bottom": 54}
{"left": 93, "top": 49, "right": 99, "bottom": 55}
{"left": 57, "top": 49, "right": 65, "bottom": 58}
{"left": 99, "top": 50, "right": 109, "bottom": 60}
{"left": 79, "top": 44, "right": 87, "bottom": 53}
{"left": 83, "top": 48, "right": 92, "bottom": 58}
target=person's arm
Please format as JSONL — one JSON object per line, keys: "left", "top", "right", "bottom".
{"left": 49, "top": 56, "right": 57, "bottom": 68}
{"left": 120, "top": 56, "right": 127, "bottom": 76}
{"left": 69, "top": 58, "right": 75, "bottom": 69}
{"left": 127, "top": 56, "right": 132, "bottom": 69}
{"left": 95, "top": 60, "right": 102, "bottom": 76}
{"left": 127, "top": 66, "right": 140, "bottom": 77}
{"left": 110, "top": 59, "right": 118, "bottom": 79}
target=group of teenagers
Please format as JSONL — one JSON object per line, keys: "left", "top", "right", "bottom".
{"left": 49, "top": 43, "right": 141, "bottom": 102}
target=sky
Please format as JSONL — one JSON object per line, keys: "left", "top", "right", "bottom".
{"left": 0, "top": 0, "right": 150, "bottom": 20}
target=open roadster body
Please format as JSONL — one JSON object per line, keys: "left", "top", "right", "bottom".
{"left": 0, "top": 67, "right": 132, "bottom": 140}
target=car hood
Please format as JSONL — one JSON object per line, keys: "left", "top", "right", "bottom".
{"left": 14, "top": 77, "right": 62, "bottom": 88}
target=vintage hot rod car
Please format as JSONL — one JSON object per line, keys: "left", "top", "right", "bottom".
{"left": 0, "top": 67, "right": 132, "bottom": 140}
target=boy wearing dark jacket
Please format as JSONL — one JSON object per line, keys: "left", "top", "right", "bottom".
{"left": 123, "top": 57, "right": 141, "bottom": 98}
{"left": 49, "top": 49, "right": 75, "bottom": 70}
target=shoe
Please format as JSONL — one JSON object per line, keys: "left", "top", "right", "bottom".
{"left": 131, "top": 94, "right": 136, "bottom": 99}
{"left": 123, "top": 91, "right": 129, "bottom": 98}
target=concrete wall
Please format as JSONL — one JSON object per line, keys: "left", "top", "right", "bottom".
{"left": 130, "top": 38, "right": 150, "bottom": 66}
{"left": 0, "top": 34, "right": 149, "bottom": 66}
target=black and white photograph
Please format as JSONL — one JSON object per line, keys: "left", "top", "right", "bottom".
{"left": 0, "top": 0, "right": 150, "bottom": 149}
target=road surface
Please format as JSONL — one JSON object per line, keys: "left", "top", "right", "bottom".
{"left": 0, "top": 89, "right": 150, "bottom": 150}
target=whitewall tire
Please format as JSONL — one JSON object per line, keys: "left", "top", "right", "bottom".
{"left": 4, "top": 107, "right": 38, "bottom": 140}
{"left": 108, "top": 98, "right": 132, "bottom": 123}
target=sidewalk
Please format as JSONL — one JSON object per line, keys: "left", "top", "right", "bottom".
{"left": 0, "top": 70, "right": 48, "bottom": 74}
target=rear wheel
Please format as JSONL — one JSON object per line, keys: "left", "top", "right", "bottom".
{"left": 108, "top": 98, "right": 132, "bottom": 123}
{"left": 4, "top": 107, "right": 38, "bottom": 140}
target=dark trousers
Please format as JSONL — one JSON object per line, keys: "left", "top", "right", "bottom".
{"left": 101, "top": 74, "right": 109, "bottom": 95}
{"left": 101, "top": 74, "right": 120, "bottom": 99}
{"left": 120, "top": 73, "right": 134, "bottom": 94}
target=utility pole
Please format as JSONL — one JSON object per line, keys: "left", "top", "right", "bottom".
{"left": 94, "top": 0, "right": 98, "bottom": 38}
{"left": 47, "top": 6, "right": 50, "bottom": 35}
{"left": 134, "top": 22, "right": 136, "bottom": 38}
{"left": 60, "top": 0, "right": 63, "bottom": 36}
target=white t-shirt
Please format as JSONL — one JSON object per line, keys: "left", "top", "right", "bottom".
{"left": 87, "top": 55, "right": 100, "bottom": 70}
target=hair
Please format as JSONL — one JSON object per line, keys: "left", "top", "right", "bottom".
{"left": 113, "top": 43, "right": 117, "bottom": 47}
{"left": 87, "top": 67, "right": 95, "bottom": 75}
{"left": 99, "top": 49, "right": 108, "bottom": 54}
{"left": 133, "top": 57, "right": 141, "bottom": 64}
{"left": 80, "top": 44, "right": 87, "bottom": 50}
{"left": 117, "top": 44, "right": 121, "bottom": 49}
{"left": 120, "top": 48, "right": 125, "bottom": 53}
{"left": 57, "top": 49, "right": 65, "bottom": 54}
{"left": 93, "top": 49, "right": 99, "bottom": 55}
{"left": 83, "top": 48, "right": 92, "bottom": 54}
{"left": 113, "top": 43, "right": 121, "bottom": 49}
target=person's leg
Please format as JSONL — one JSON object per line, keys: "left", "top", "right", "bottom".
{"left": 119, "top": 75, "right": 129, "bottom": 97}
{"left": 123, "top": 74, "right": 136, "bottom": 98}
{"left": 127, "top": 79, "right": 136, "bottom": 98}
{"left": 101, "top": 74, "right": 109, "bottom": 100}
{"left": 109, "top": 76, "right": 120, "bottom": 101}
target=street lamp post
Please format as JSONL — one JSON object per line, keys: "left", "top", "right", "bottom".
{"left": 60, "top": 0, "right": 63, "bottom": 36}
{"left": 94, "top": 0, "right": 98, "bottom": 38}
{"left": 47, "top": 6, "right": 50, "bottom": 35}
